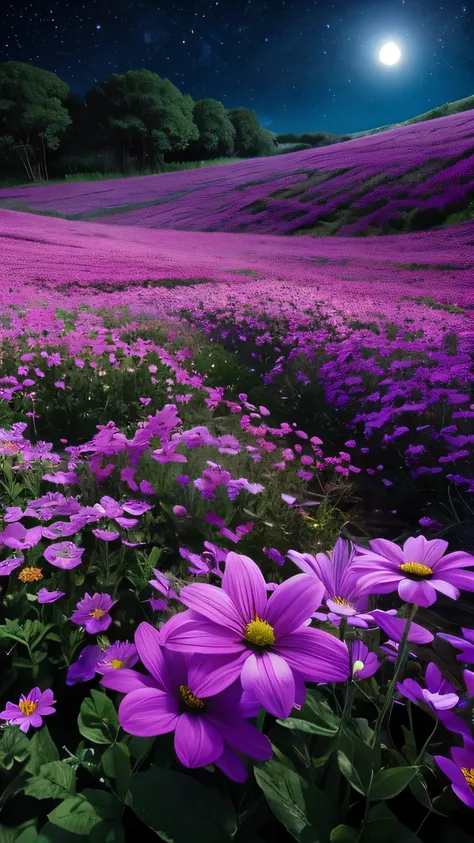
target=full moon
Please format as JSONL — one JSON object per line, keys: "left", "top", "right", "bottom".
{"left": 379, "top": 42, "right": 401, "bottom": 65}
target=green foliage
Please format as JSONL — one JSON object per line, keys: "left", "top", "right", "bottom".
{"left": 0, "top": 725, "right": 30, "bottom": 770}
{"left": 24, "top": 760, "right": 76, "bottom": 799}
{"left": 228, "top": 107, "right": 277, "bottom": 156}
{"left": 25, "top": 726, "right": 59, "bottom": 774}
{"left": 190, "top": 98, "right": 236, "bottom": 158}
{"left": 77, "top": 691, "right": 120, "bottom": 745}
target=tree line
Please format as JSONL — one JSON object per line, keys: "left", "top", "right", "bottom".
{"left": 0, "top": 62, "right": 279, "bottom": 182}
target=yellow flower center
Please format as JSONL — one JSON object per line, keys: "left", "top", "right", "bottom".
{"left": 462, "top": 768, "right": 474, "bottom": 789}
{"left": 89, "top": 608, "right": 106, "bottom": 619}
{"left": 400, "top": 562, "right": 433, "bottom": 578}
{"left": 19, "top": 699, "right": 38, "bottom": 716}
{"left": 18, "top": 567, "right": 43, "bottom": 583}
{"left": 352, "top": 660, "right": 365, "bottom": 675}
{"left": 244, "top": 617, "right": 275, "bottom": 647}
{"left": 179, "top": 684, "right": 205, "bottom": 710}
{"left": 110, "top": 658, "right": 125, "bottom": 669}
{"left": 332, "top": 596, "right": 350, "bottom": 606}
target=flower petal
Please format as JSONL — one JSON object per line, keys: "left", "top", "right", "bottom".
{"left": 222, "top": 552, "right": 267, "bottom": 623}
{"left": 160, "top": 612, "right": 244, "bottom": 654}
{"left": 274, "top": 626, "right": 351, "bottom": 683}
{"left": 434, "top": 755, "right": 466, "bottom": 789}
{"left": 368, "top": 538, "right": 405, "bottom": 565}
{"left": 370, "top": 609, "right": 434, "bottom": 644}
{"left": 118, "top": 688, "right": 179, "bottom": 737}
{"left": 266, "top": 574, "right": 325, "bottom": 637}
{"left": 430, "top": 579, "right": 460, "bottom": 601}
{"left": 433, "top": 550, "right": 474, "bottom": 572}
{"left": 174, "top": 713, "right": 223, "bottom": 768}
{"left": 355, "top": 571, "right": 402, "bottom": 595}
{"left": 241, "top": 651, "right": 295, "bottom": 720}
{"left": 398, "top": 578, "right": 437, "bottom": 607}
{"left": 403, "top": 536, "right": 448, "bottom": 567}
{"left": 214, "top": 747, "right": 248, "bottom": 782}
{"left": 210, "top": 716, "right": 272, "bottom": 761}
{"left": 438, "top": 570, "right": 474, "bottom": 592}
{"left": 101, "top": 669, "right": 158, "bottom": 693}
{"left": 187, "top": 652, "right": 247, "bottom": 697}
{"left": 178, "top": 583, "right": 244, "bottom": 632}
{"left": 135, "top": 622, "right": 169, "bottom": 689}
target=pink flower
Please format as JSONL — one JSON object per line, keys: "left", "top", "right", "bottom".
{"left": 44, "top": 542, "right": 84, "bottom": 570}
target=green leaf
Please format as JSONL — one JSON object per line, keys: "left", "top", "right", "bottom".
{"left": 101, "top": 744, "right": 131, "bottom": 801}
{"left": 330, "top": 826, "right": 359, "bottom": 843}
{"left": 13, "top": 825, "right": 39, "bottom": 843}
{"left": 255, "top": 758, "right": 338, "bottom": 843}
{"left": 0, "top": 725, "right": 30, "bottom": 770}
{"left": 401, "top": 726, "right": 417, "bottom": 764}
{"left": 0, "top": 826, "right": 18, "bottom": 843}
{"left": 24, "top": 761, "right": 76, "bottom": 800}
{"left": 369, "top": 766, "right": 418, "bottom": 801}
{"left": 127, "top": 735, "right": 154, "bottom": 761}
{"left": 47, "top": 795, "right": 104, "bottom": 835}
{"left": 361, "top": 803, "right": 421, "bottom": 843}
{"left": 278, "top": 691, "right": 340, "bottom": 736}
{"left": 35, "top": 820, "right": 88, "bottom": 842}
{"left": 337, "top": 751, "right": 370, "bottom": 797}
{"left": 409, "top": 772, "right": 445, "bottom": 814}
{"left": 89, "top": 821, "right": 125, "bottom": 843}
{"left": 129, "top": 765, "right": 236, "bottom": 843}
{"left": 25, "top": 726, "right": 59, "bottom": 775}
{"left": 78, "top": 691, "right": 119, "bottom": 745}
{"left": 81, "top": 790, "right": 121, "bottom": 822}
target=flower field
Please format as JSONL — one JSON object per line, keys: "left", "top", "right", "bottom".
{"left": 1, "top": 109, "right": 474, "bottom": 235}
{"left": 0, "top": 114, "right": 473, "bottom": 842}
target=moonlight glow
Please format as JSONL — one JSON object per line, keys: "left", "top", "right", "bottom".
{"left": 379, "top": 42, "right": 402, "bottom": 65}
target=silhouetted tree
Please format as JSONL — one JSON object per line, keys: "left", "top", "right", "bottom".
{"left": 0, "top": 61, "right": 71, "bottom": 181}
{"left": 227, "top": 108, "right": 276, "bottom": 157}
{"left": 85, "top": 70, "right": 198, "bottom": 171}
{"left": 189, "top": 98, "right": 235, "bottom": 158}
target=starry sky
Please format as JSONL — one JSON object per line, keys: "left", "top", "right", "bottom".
{"left": 2, "top": 0, "right": 474, "bottom": 135}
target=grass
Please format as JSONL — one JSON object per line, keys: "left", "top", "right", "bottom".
{"left": 401, "top": 295, "right": 466, "bottom": 314}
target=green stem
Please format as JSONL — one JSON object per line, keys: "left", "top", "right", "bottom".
{"left": 414, "top": 716, "right": 438, "bottom": 767}
{"left": 371, "top": 603, "right": 418, "bottom": 749}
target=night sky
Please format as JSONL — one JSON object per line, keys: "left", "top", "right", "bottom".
{"left": 2, "top": 0, "right": 474, "bottom": 134}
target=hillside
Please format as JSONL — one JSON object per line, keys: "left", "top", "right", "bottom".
{"left": 1, "top": 109, "right": 474, "bottom": 237}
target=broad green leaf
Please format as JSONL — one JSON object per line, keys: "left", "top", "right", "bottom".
{"left": 0, "top": 725, "right": 30, "bottom": 770}
{"left": 361, "top": 803, "right": 421, "bottom": 843}
{"left": 330, "top": 826, "right": 359, "bottom": 843}
{"left": 255, "top": 758, "right": 338, "bottom": 843}
{"left": 12, "top": 826, "right": 38, "bottom": 843}
{"left": 129, "top": 765, "right": 236, "bottom": 843}
{"left": 25, "top": 726, "right": 59, "bottom": 775}
{"left": 81, "top": 789, "right": 121, "bottom": 822}
{"left": 24, "top": 761, "right": 76, "bottom": 800}
{"left": 278, "top": 691, "right": 340, "bottom": 736}
{"left": 0, "top": 826, "right": 18, "bottom": 843}
{"left": 89, "top": 821, "right": 125, "bottom": 843}
{"left": 101, "top": 743, "right": 131, "bottom": 800}
{"left": 48, "top": 797, "right": 102, "bottom": 835}
{"left": 78, "top": 691, "right": 119, "bottom": 745}
{"left": 409, "top": 772, "right": 445, "bottom": 815}
{"left": 369, "top": 766, "right": 418, "bottom": 801}
{"left": 35, "top": 820, "right": 88, "bottom": 842}
{"left": 337, "top": 751, "right": 369, "bottom": 796}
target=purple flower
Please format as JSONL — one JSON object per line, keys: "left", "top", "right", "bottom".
{"left": 38, "top": 588, "right": 65, "bottom": 604}
{"left": 398, "top": 663, "right": 459, "bottom": 714}
{"left": 437, "top": 628, "right": 474, "bottom": 662}
{"left": 351, "top": 641, "right": 380, "bottom": 680}
{"left": 0, "top": 556, "right": 24, "bottom": 576}
{"left": 101, "top": 622, "right": 272, "bottom": 781}
{"left": 70, "top": 593, "right": 117, "bottom": 634}
{"left": 96, "top": 641, "right": 139, "bottom": 674}
{"left": 43, "top": 471, "right": 80, "bottom": 485}
{"left": 370, "top": 609, "right": 434, "bottom": 644}
{"left": 161, "top": 552, "right": 350, "bottom": 719}
{"left": 281, "top": 494, "right": 296, "bottom": 506}
{"left": 205, "top": 513, "right": 226, "bottom": 527}
{"left": 354, "top": 536, "right": 474, "bottom": 608}
{"left": 149, "top": 569, "right": 179, "bottom": 600}
{"left": 122, "top": 500, "right": 152, "bottom": 516}
{"left": 42, "top": 519, "right": 84, "bottom": 540}
{"left": 0, "top": 687, "right": 55, "bottom": 732}
{"left": 95, "top": 496, "right": 123, "bottom": 518}
{"left": 92, "top": 529, "right": 120, "bottom": 542}
{"left": 1, "top": 523, "right": 43, "bottom": 550}
{"left": 264, "top": 547, "right": 286, "bottom": 566}
{"left": 66, "top": 645, "right": 101, "bottom": 685}
{"left": 289, "top": 539, "right": 373, "bottom": 628}
{"left": 172, "top": 505, "right": 188, "bottom": 517}
{"left": 435, "top": 744, "right": 474, "bottom": 809}
{"left": 44, "top": 542, "right": 84, "bottom": 569}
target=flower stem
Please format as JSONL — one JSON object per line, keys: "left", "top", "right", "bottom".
{"left": 371, "top": 603, "right": 418, "bottom": 748}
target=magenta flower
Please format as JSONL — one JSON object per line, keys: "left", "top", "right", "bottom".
{"left": 289, "top": 539, "right": 373, "bottom": 628}
{"left": 173, "top": 505, "right": 188, "bottom": 517}
{"left": 351, "top": 641, "right": 380, "bottom": 680}
{"left": 44, "top": 542, "right": 84, "bottom": 569}
{"left": 101, "top": 622, "right": 272, "bottom": 781}
{"left": 96, "top": 641, "right": 139, "bottom": 674}
{"left": 435, "top": 744, "right": 474, "bottom": 809}
{"left": 70, "top": 593, "right": 117, "bottom": 634}
{"left": 43, "top": 471, "right": 80, "bottom": 485}
{"left": 92, "top": 529, "right": 120, "bottom": 542}
{"left": 398, "top": 663, "right": 459, "bottom": 713}
{"left": 0, "top": 556, "right": 24, "bottom": 576}
{"left": 161, "top": 552, "right": 350, "bottom": 719}
{"left": 66, "top": 645, "right": 101, "bottom": 685}
{"left": 122, "top": 500, "right": 152, "bottom": 516}
{"left": 370, "top": 609, "right": 434, "bottom": 644}
{"left": 1, "top": 523, "right": 43, "bottom": 550}
{"left": 437, "top": 628, "right": 474, "bottom": 662}
{"left": 38, "top": 588, "right": 65, "bottom": 604}
{"left": 354, "top": 536, "right": 474, "bottom": 608}
{"left": 94, "top": 496, "right": 123, "bottom": 518}
{"left": 42, "top": 519, "right": 84, "bottom": 540}
{"left": 0, "top": 687, "right": 56, "bottom": 732}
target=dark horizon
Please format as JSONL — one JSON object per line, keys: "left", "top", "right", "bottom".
{"left": 2, "top": 0, "right": 474, "bottom": 135}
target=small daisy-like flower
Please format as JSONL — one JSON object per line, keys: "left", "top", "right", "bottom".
{"left": 19, "top": 567, "right": 43, "bottom": 583}
{"left": 70, "top": 592, "right": 117, "bottom": 634}
{"left": 0, "top": 687, "right": 56, "bottom": 732}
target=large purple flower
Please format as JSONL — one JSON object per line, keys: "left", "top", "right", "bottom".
{"left": 398, "top": 663, "right": 459, "bottom": 713}
{"left": 288, "top": 539, "right": 373, "bottom": 628}
{"left": 0, "top": 687, "right": 56, "bottom": 732}
{"left": 96, "top": 641, "right": 139, "bottom": 674}
{"left": 160, "top": 552, "right": 350, "bottom": 719}
{"left": 44, "top": 542, "right": 84, "bottom": 569}
{"left": 353, "top": 536, "right": 474, "bottom": 608}
{"left": 369, "top": 609, "right": 434, "bottom": 644}
{"left": 70, "top": 593, "right": 117, "bottom": 634}
{"left": 38, "top": 588, "right": 65, "bottom": 604}
{"left": 0, "top": 557, "right": 24, "bottom": 576}
{"left": 1, "top": 523, "right": 43, "bottom": 550}
{"left": 437, "top": 628, "right": 474, "bottom": 662}
{"left": 101, "top": 623, "right": 272, "bottom": 781}
{"left": 435, "top": 744, "right": 474, "bottom": 809}
{"left": 66, "top": 645, "right": 101, "bottom": 685}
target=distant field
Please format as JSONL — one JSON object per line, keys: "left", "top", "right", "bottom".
{"left": 1, "top": 109, "right": 473, "bottom": 237}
